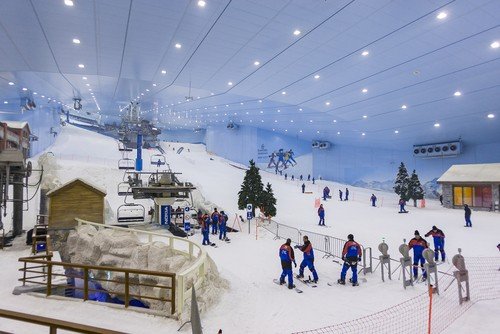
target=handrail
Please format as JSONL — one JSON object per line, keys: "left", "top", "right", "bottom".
{"left": 0, "top": 308, "right": 126, "bottom": 334}
{"left": 74, "top": 218, "right": 208, "bottom": 314}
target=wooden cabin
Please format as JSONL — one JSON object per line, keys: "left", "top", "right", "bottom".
{"left": 47, "top": 178, "right": 107, "bottom": 228}
{"left": 0, "top": 121, "right": 31, "bottom": 158}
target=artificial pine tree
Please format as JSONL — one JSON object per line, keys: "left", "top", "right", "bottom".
{"left": 260, "top": 182, "right": 277, "bottom": 217}
{"left": 408, "top": 169, "right": 425, "bottom": 207}
{"left": 238, "top": 159, "right": 264, "bottom": 216}
{"left": 394, "top": 162, "right": 410, "bottom": 201}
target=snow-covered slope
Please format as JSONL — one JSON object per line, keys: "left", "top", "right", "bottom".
{"left": 1, "top": 125, "right": 498, "bottom": 334}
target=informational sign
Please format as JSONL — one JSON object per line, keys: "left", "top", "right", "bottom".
{"left": 160, "top": 204, "right": 171, "bottom": 226}
{"left": 246, "top": 204, "right": 253, "bottom": 212}
{"left": 257, "top": 144, "right": 268, "bottom": 163}
{"left": 247, "top": 211, "right": 253, "bottom": 220}
{"left": 184, "top": 207, "right": 190, "bottom": 212}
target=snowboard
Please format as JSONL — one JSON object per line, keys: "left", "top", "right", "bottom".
{"left": 398, "top": 211, "right": 409, "bottom": 214}
{"left": 273, "top": 279, "right": 303, "bottom": 293}
{"left": 295, "top": 276, "right": 317, "bottom": 288}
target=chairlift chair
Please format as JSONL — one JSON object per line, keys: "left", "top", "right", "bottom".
{"left": 150, "top": 154, "right": 166, "bottom": 166}
{"left": 116, "top": 203, "right": 145, "bottom": 223}
{"left": 118, "top": 158, "right": 135, "bottom": 170}
{"left": 118, "top": 141, "right": 133, "bottom": 152}
{"left": 117, "top": 182, "right": 133, "bottom": 196}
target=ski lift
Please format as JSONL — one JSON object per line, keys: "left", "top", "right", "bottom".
{"left": 117, "top": 182, "right": 133, "bottom": 196}
{"left": 117, "top": 203, "right": 145, "bottom": 223}
{"left": 118, "top": 158, "right": 135, "bottom": 170}
{"left": 118, "top": 142, "right": 132, "bottom": 152}
{"left": 150, "top": 154, "right": 166, "bottom": 166}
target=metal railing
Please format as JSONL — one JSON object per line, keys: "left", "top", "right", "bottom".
{"left": 75, "top": 219, "right": 209, "bottom": 315}
{"left": 18, "top": 254, "right": 177, "bottom": 315}
{"left": 0, "top": 308, "right": 126, "bottom": 334}
{"left": 258, "top": 215, "right": 373, "bottom": 274}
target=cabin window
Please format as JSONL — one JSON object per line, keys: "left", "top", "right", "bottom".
{"left": 453, "top": 185, "right": 492, "bottom": 208}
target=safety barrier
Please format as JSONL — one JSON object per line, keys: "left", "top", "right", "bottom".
{"left": 75, "top": 219, "right": 209, "bottom": 316}
{"left": 292, "top": 256, "right": 500, "bottom": 334}
{"left": 0, "top": 308, "right": 125, "bottom": 333}
{"left": 258, "top": 216, "right": 373, "bottom": 274}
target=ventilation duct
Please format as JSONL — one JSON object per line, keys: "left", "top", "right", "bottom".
{"left": 413, "top": 141, "right": 461, "bottom": 158}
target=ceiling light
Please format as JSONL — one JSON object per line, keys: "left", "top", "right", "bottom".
{"left": 314, "top": 74, "right": 320, "bottom": 79}
{"left": 22, "top": 87, "right": 27, "bottom": 91}
{"left": 260, "top": 110, "right": 263, "bottom": 114}
{"left": 41, "top": 95, "right": 45, "bottom": 98}
{"left": 394, "top": 130, "right": 399, "bottom": 134}
{"left": 258, "top": 100, "right": 262, "bottom": 103}
{"left": 361, "top": 50, "right": 369, "bottom": 56}
{"left": 434, "top": 123, "right": 440, "bottom": 127}
{"left": 281, "top": 91, "right": 286, "bottom": 95}
{"left": 64, "top": 0, "right": 74, "bottom": 6}
{"left": 454, "top": 91, "right": 461, "bottom": 96}
{"left": 363, "top": 115, "right": 367, "bottom": 119}
{"left": 299, "top": 108, "right": 302, "bottom": 111}
{"left": 290, "top": 120, "right": 294, "bottom": 123}
{"left": 299, "top": 130, "right": 302, "bottom": 133}
{"left": 362, "top": 133, "right": 366, "bottom": 136}
{"left": 89, "top": 88, "right": 92, "bottom": 91}
{"left": 82, "top": 76, "right": 87, "bottom": 80}
{"left": 146, "top": 89, "right": 149, "bottom": 92}
{"left": 274, "top": 120, "right": 278, "bottom": 123}
{"left": 197, "top": 0, "right": 206, "bottom": 7}
{"left": 153, "top": 83, "right": 157, "bottom": 86}
{"left": 254, "top": 61, "right": 260, "bottom": 66}
{"left": 487, "top": 113, "right": 495, "bottom": 119}
{"left": 333, "top": 119, "right": 337, "bottom": 123}
{"left": 72, "top": 38, "right": 80, "bottom": 44}
{"left": 85, "top": 83, "right": 90, "bottom": 86}
{"left": 401, "top": 104, "right": 407, "bottom": 109}
{"left": 240, "top": 102, "right": 244, "bottom": 105}
{"left": 293, "top": 29, "right": 301, "bottom": 36}
{"left": 309, "top": 120, "right": 313, "bottom": 123}
{"left": 161, "top": 70, "right": 167, "bottom": 74}
{"left": 491, "top": 41, "right": 500, "bottom": 49}
{"left": 3, "top": 101, "right": 7, "bottom": 104}
{"left": 362, "top": 88, "right": 368, "bottom": 93}
{"left": 325, "top": 101, "right": 330, "bottom": 106}
{"left": 33, "top": 92, "right": 37, "bottom": 95}
{"left": 8, "top": 82, "right": 14, "bottom": 86}
{"left": 78, "top": 64, "right": 85, "bottom": 68}
{"left": 175, "top": 43, "right": 182, "bottom": 49}
{"left": 337, "top": 131, "right": 340, "bottom": 135}
{"left": 277, "top": 109, "right": 281, "bottom": 112}
{"left": 436, "top": 12, "right": 447, "bottom": 20}
{"left": 228, "top": 81, "right": 233, "bottom": 86}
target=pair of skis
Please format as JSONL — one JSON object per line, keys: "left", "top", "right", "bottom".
{"left": 273, "top": 279, "right": 303, "bottom": 293}
{"left": 327, "top": 278, "right": 361, "bottom": 287}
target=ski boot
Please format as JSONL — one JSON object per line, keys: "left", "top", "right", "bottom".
{"left": 296, "top": 274, "right": 304, "bottom": 279}
{"left": 337, "top": 279, "right": 345, "bottom": 285}
{"left": 288, "top": 284, "right": 296, "bottom": 290}
{"left": 279, "top": 279, "right": 285, "bottom": 285}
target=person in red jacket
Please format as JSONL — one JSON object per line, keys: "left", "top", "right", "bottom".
{"left": 408, "top": 230, "right": 429, "bottom": 280}
{"left": 338, "top": 234, "right": 362, "bottom": 286}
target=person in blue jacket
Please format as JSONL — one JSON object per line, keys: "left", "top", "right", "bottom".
{"left": 345, "top": 188, "right": 349, "bottom": 201}
{"left": 218, "top": 211, "right": 228, "bottom": 241}
{"left": 201, "top": 213, "right": 211, "bottom": 245}
{"left": 339, "top": 189, "right": 343, "bottom": 201}
{"left": 338, "top": 234, "right": 362, "bottom": 286}
{"left": 279, "top": 238, "right": 296, "bottom": 289}
{"left": 408, "top": 230, "right": 429, "bottom": 280}
{"left": 425, "top": 226, "right": 445, "bottom": 262}
{"left": 464, "top": 204, "right": 472, "bottom": 227}
{"left": 211, "top": 208, "right": 219, "bottom": 235}
{"left": 370, "top": 194, "right": 377, "bottom": 207}
{"left": 295, "top": 236, "right": 319, "bottom": 282}
{"left": 317, "top": 204, "right": 325, "bottom": 226}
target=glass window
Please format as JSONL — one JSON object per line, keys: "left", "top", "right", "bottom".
{"left": 480, "top": 186, "right": 492, "bottom": 208}
{"left": 453, "top": 186, "right": 463, "bottom": 206}
{"left": 463, "top": 187, "right": 473, "bottom": 206}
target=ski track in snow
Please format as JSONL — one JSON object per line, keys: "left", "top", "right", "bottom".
{"left": 0, "top": 125, "right": 498, "bottom": 334}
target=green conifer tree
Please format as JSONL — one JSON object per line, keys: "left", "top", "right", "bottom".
{"left": 238, "top": 160, "right": 264, "bottom": 216}
{"left": 408, "top": 169, "right": 425, "bottom": 207}
{"left": 260, "top": 182, "right": 277, "bottom": 217}
{"left": 394, "top": 162, "right": 411, "bottom": 201}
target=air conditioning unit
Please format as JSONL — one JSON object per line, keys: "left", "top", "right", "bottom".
{"left": 312, "top": 141, "right": 320, "bottom": 149}
{"left": 413, "top": 141, "right": 461, "bottom": 158}
{"left": 318, "top": 141, "right": 331, "bottom": 149}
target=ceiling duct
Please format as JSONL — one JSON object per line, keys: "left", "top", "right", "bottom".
{"left": 413, "top": 141, "right": 462, "bottom": 158}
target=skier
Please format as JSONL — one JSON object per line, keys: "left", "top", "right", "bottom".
{"left": 312, "top": 177, "right": 315, "bottom": 184}
{"left": 284, "top": 173, "right": 288, "bottom": 180}
{"left": 339, "top": 189, "right": 343, "bottom": 201}
{"left": 408, "top": 230, "right": 429, "bottom": 280}
{"left": 294, "top": 235, "right": 319, "bottom": 283}
{"left": 425, "top": 226, "right": 445, "bottom": 262}
{"left": 147, "top": 207, "right": 154, "bottom": 223}
{"left": 201, "top": 213, "right": 211, "bottom": 245}
{"left": 300, "top": 175, "right": 303, "bottom": 181}
{"left": 307, "top": 174, "right": 311, "bottom": 181}
{"left": 211, "top": 208, "right": 220, "bottom": 235}
{"left": 399, "top": 198, "right": 407, "bottom": 213}
{"left": 318, "top": 204, "right": 325, "bottom": 226}
{"left": 370, "top": 194, "right": 377, "bottom": 207}
{"left": 323, "top": 186, "right": 329, "bottom": 201}
{"left": 345, "top": 188, "right": 349, "bottom": 201}
{"left": 279, "top": 238, "right": 296, "bottom": 289}
{"left": 284, "top": 150, "right": 291, "bottom": 168}
{"left": 277, "top": 149, "right": 286, "bottom": 169}
{"left": 268, "top": 152, "right": 277, "bottom": 168}
{"left": 291, "top": 175, "right": 294, "bottom": 181}
{"left": 439, "top": 194, "right": 443, "bottom": 205}
{"left": 301, "top": 183, "right": 305, "bottom": 194}
{"left": 464, "top": 204, "right": 472, "bottom": 227}
{"left": 218, "top": 210, "right": 228, "bottom": 241}
{"left": 288, "top": 149, "right": 297, "bottom": 166}
{"left": 197, "top": 209, "right": 203, "bottom": 226}
{"left": 156, "top": 159, "right": 162, "bottom": 168}
{"left": 338, "top": 234, "right": 362, "bottom": 286}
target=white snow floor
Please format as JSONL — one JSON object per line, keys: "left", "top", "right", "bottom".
{"left": 1, "top": 125, "right": 498, "bottom": 333}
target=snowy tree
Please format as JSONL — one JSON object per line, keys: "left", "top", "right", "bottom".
{"left": 260, "top": 182, "right": 277, "bottom": 217}
{"left": 394, "top": 162, "right": 410, "bottom": 201}
{"left": 408, "top": 169, "right": 425, "bottom": 207}
{"left": 238, "top": 160, "right": 264, "bottom": 216}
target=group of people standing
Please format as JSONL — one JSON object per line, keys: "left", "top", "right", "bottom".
{"left": 198, "top": 208, "right": 229, "bottom": 246}
{"left": 278, "top": 234, "right": 363, "bottom": 289}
